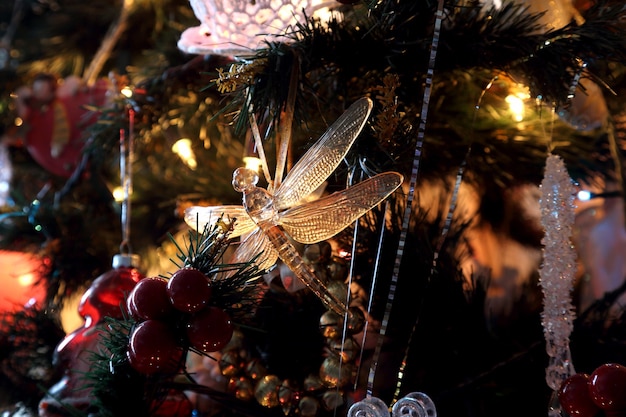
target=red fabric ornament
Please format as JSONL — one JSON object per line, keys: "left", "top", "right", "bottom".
{"left": 15, "top": 75, "right": 109, "bottom": 178}
{"left": 38, "top": 254, "right": 144, "bottom": 417}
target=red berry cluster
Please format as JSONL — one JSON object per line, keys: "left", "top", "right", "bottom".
{"left": 558, "top": 363, "right": 626, "bottom": 417}
{"left": 125, "top": 268, "right": 234, "bottom": 375}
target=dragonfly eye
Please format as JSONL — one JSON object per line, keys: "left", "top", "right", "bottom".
{"left": 232, "top": 167, "right": 259, "bottom": 192}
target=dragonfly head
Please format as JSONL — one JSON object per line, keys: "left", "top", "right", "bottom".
{"left": 232, "top": 167, "right": 259, "bottom": 193}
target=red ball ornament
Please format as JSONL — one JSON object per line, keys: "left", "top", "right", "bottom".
{"left": 589, "top": 363, "right": 626, "bottom": 416}
{"left": 167, "top": 268, "right": 212, "bottom": 313}
{"left": 127, "top": 320, "right": 182, "bottom": 375}
{"left": 127, "top": 277, "right": 174, "bottom": 321}
{"left": 558, "top": 373, "right": 601, "bottom": 417}
{"left": 186, "top": 306, "right": 233, "bottom": 353}
{"left": 77, "top": 256, "right": 144, "bottom": 324}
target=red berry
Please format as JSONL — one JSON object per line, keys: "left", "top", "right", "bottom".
{"left": 186, "top": 306, "right": 233, "bottom": 353}
{"left": 558, "top": 373, "right": 601, "bottom": 417}
{"left": 589, "top": 363, "right": 626, "bottom": 413}
{"left": 167, "top": 268, "right": 212, "bottom": 313}
{"left": 127, "top": 277, "right": 174, "bottom": 321}
{"left": 127, "top": 320, "right": 182, "bottom": 375}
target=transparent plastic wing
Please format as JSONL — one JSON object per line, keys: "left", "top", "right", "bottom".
{"left": 184, "top": 205, "right": 257, "bottom": 239}
{"left": 279, "top": 172, "right": 403, "bottom": 244}
{"left": 230, "top": 228, "right": 279, "bottom": 272}
{"left": 273, "top": 97, "right": 373, "bottom": 210}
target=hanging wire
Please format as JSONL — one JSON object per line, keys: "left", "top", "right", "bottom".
{"left": 119, "top": 107, "right": 134, "bottom": 255}
{"left": 365, "top": 0, "right": 447, "bottom": 402}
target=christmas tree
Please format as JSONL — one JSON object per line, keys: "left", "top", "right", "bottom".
{"left": 1, "top": 0, "right": 626, "bottom": 416}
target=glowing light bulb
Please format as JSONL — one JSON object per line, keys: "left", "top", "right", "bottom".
{"left": 121, "top": 86, "right": 133, "bottom": 98}
{"left": 243, "top": 156, "right": 262, "bottom": 173}
{"left": 577, "top": 190, "right": 591, "bottom": 201}
{"left": 112, "top": 186, "right": 125, "bottom": 202}
{"left": 505, "top": 91, "right": 530, "bottom": 122}
{"left": 18, "top": 272, "right": 35, "bottom": 287}
{"left": 172, "top": 138, "right": 198, "bottom": 170}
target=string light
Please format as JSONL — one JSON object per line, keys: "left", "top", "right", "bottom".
{"left": 172, "top": 138, "right": 198, "bottom": 170}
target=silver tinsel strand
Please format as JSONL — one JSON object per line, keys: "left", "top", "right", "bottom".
{"left": 539, "top": 154, "right": 577, "bottom": 392}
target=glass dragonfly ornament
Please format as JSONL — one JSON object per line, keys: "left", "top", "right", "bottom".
{"left": 185, "top": 98, "right": 403, "bottom": 315}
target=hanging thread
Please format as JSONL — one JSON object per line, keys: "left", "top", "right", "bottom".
{"left": 119, "top": 108, "right": 135, "bottom": 255}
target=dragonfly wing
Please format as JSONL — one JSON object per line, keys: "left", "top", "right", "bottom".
{"left": 279, "top": 172, "right": 403, "bottom": 244}
{"left": 231, "top": 228, "right": 279, "bottom": 272}
{"left": 184, "top": 205, "right": 257, "bottom": 239}
{"left": 274, "top": 97, "right": 373, "bottom": 210}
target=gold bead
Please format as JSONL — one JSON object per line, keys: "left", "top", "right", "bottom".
{"left": 223, "top": 329, "right": 245, "bottom": 351}
{"left": 279, "top": 379, "right": 299, "bottom": 414}
{"left": 303, "top": 374, "right": 325, "bottom": 391}
{"left": 329, "top": 337, "right": 360, "bottom": 362}
{"left": 299, "top": 396, "right": 320, "bottom": 417}
{"left": 319, "top": 310, "right": 342, "bottom": 339}
{"left": 321, "top": 390, "right": 344, "bottom": 411}
{"left": 326, "top": 280, "right": 348, "bottom": 304}
{"left": 254, "top": 374, "right": 281, "bottom": 408}
{"left": 246, "top": 358, "right": 267, "bottom": 381}
{"left": 319, "top": 356, "right": 354, "bottom": 387}
{"left": 346, "top": 307, "right": 365, "bottom": 335}
{"left": 229, "top": 376, "right": 254, "bottom": 402}
{"left": 327, "top": 259, "right": 348, "bottom": 281}
{"left": 219, "top": 350, "right": 241, "bottom": 377}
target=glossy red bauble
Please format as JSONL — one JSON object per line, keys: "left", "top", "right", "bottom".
{"left": 127, "top": 277, "right": 174, "bottom": 321}
{"left": 167, "top": 268, "right": 212, "bottom": 313}
{"left": 127, "top": 320, "right": 182, "bottom": 375}
{"left": 589, "top": 363, "right": 626, "bottom": 414}
{"left": 186, "top": 306, "right": 233, "bottom": 353}
{"left": 558, "top": 373, "right": 601, "bottom": 417}
{"left": 78, "top": 266, "right": 144, "bottom": 323}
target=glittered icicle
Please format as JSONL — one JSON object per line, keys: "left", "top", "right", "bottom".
{"left": 539, "top": 154, "right": 577, "bottom": 404}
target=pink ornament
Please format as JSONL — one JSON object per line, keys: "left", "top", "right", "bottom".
{"left": 178, "top": 0, "right": 334, "bottom": 56}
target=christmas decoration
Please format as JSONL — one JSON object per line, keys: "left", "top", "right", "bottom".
{"left": 3, "top": 0, "right": 626, "bottom": 416}
{"left": 538, "top": 154, "right": 578, "bottom": 415}
{"left": 177, "top": 0, "right": 334, "bottom": 56}
{"left": 166, "top": 267, "right": 213, "bottom": 313}
{"left": 13, "top": 74, "right": 109, "bottom": 178}
{"left": 185, "top": 97, "right": 403, "bottom": 316}
{"left": 559, "top": 363, "right": 626, "bottom": 417}
{"left": 127, "top": 319, "right": 184, "bottom": 375}
{"left": 127, "top": 277, "right": 174, "bottom": 321}
{"left": 38, "top": 253, "right": 144, "bottom": 416}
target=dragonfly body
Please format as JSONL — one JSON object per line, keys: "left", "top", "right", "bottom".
{"left": 185, "top": 97, "right": 403, "bottom": 315}
{"left": 234, "top": 166, "right": 348, "bottom": 314}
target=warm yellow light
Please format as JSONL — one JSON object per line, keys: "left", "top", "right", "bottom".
{"left": 243, "top": 156, "right": 262, "bottom": 173}
{"left": 112, "top": 186, "right": 125, "bottom": 202}
{"left": 18, "top": 273, "right": 35, "bottom": 287}
{"left": 121, "top": 86, "right": 133, "bottom": 98}
{"left": 505, "top": 91, "right": 530, "bottom": 122}
{"left": 14, "top": 117, "right": 23, "bottom": 127}
{"left": 172, "top": 138, "right": 197, "bottom": 170}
